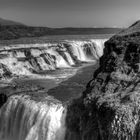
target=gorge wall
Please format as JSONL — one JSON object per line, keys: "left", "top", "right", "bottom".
{"left": 66, "top": 21, "right": 140, "bottom": 140}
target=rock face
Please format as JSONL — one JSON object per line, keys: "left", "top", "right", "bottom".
{"left": 0, "top": 93, "right": 7, "bottom": 108}
{"left": 0, "top": 63, "right": 12, "bottom": 79}
{"left": 66, "top": 21, "right": 140, "bottom": 140}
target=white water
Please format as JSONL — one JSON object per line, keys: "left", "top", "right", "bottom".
{"left": 66, "top": 41, "right": 88, "bottom": 61}
{"left": 0, "top": 39, "right": 106, "bottom": 79}
{"left": 91, "top": 39, "right": 105, "bottom": 58}
{"left": 0, "top": 95, "right": 67, "bottom": 140}
{"left": 0, "top": 39, "right": 107, "bottom": 140}
{"left": 64, "top": 52, "right": 75, "bottom": 66}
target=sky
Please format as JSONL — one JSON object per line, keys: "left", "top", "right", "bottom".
{"left": 0, "top": 0, "right": 140, "bottom": 28}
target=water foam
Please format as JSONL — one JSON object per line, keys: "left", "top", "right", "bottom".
{"left": 0, "top": 95, "right": 66, "bottom": 140}
{"left": 0, "top": 39, "right": 106, "bottom": 79}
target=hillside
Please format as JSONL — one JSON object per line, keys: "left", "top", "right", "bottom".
{"left": 0, "top": 18, "right": 24, "bottom": 26}
{"left": 0, "top": 18, "right": 122, "bottom": 40}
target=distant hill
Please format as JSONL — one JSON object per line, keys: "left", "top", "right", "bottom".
{"left": 117, "top": 20, "right": 140, "bottom": 36}
{"left": 0, "top": 18, "right": 24, "bottom": 26}
{"left": 0, "top": 17, "right": 122, "bottom": 40}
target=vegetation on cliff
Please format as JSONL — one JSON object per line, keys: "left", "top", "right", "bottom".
{"left": 66, "top": 21, "right": 140, "bottom": 140}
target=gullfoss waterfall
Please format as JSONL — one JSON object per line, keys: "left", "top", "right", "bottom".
{"left": 0, "top": 39, "right": 106, "bottom": 140}
{"left": 0, "top": 39, "right": 106, "bottom": 79}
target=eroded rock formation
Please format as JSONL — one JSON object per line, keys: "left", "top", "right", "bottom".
{"left": 66, "top": 21, "right": 140, "bottom": 140}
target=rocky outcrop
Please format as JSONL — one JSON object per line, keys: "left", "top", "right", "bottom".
{"left": 0, "top": 93, "right": 7, "bottom": 108}
{"left": 0, "top": 63, "right": 12, "bottom": 79}
{"left": 66, "top": 21, "right": 140, "bottom": 140}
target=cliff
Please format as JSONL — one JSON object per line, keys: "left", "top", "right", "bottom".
{"left": 66, "top": 21, "right": 140, "bottom": 140}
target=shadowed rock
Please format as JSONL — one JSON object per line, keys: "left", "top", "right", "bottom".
{"left": 66, "top": 21, "right": 140, "bottom": 140}
{"left": 0, "top": 63, "right": 12, "bottom": 79}
{"left": 0, "top": 93, "right": 7, "bottom": 108}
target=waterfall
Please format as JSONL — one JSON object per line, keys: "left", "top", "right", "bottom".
{"left": 0, "top": 39, "right": 106, "bottom": 79}
{"left": 0, "top": 95, "right": 67, "bottom": 140}
{"left": 91, "top": 39, "right": 105, "bottom": 58}
{"left": 64, "top": 52, "right": 75, "bottom": 66}
{"left": 0, "top": 39, "right": 108, "bottom": 140}
{"left": 82, "top": 39, "right": 105, "bottom": 60}
{"left": 15, "top": 51, "right": 26, "bottom": 58}
{"left": 65, "top": 41, "right": 88, "bottom": 61}
{"left": 0, "top": 57, "right": 33, "bottom": 76}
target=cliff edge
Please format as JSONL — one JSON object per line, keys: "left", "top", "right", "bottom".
{"left": 66, "top": 21, "right": 140, "bottom": 140}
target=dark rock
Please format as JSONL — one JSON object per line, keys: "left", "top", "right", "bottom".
{"left": 0, "top": 93, "right": 8, "bottom": 108}
{"left": 66, "top": 21, "right": 140, "bottom": 140}
{"left": 0, "top": 63, "right": 12, "bottom": 79}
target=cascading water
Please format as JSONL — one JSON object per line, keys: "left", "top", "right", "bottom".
{"left": 0, "top": 39, "right": 107, "bottom": 140}
{"left": 91, "top": 39, "right": 105, "bottom": 58}
{"left": 64, "top": 52, "right": 75, "bottom": 66}
{"left": 0, "top": 95, "right": 67, "bottom": 140}
{"left": 65, "top": 41, "right": 88, "bottom": 61}
{"left": 0, "top": 39, "right": 106, "bottom": 79}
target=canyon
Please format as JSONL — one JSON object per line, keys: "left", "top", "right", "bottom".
{"left": 1, "top": 20, "right": 139, "bottom": 140}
